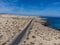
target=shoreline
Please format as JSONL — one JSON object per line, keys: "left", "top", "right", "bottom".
{"left": 0, "top": 14, "right": 60, "bottom": 45}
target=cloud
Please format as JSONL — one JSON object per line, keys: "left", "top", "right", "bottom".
{"left": 0, "top": 0, "right": 21, "bottom": 14}
{"left": 0, "top": 0, "right": 60, "bottom": 17}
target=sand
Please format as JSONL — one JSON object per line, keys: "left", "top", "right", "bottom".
{"left": 0, "top": 14, "right": 32, "bottom": 45}
{"left": 0, "top": 14, "right": 60, "bottom": 45}
{"left": 19, "top": 17, "right": 60, "bottom": 45}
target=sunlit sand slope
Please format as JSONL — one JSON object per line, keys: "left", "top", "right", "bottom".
{"left": 0, "top": 14, "right": 32, "bottom": 45}
{"left": 0, "top": 14, "right": 60, "bottom": 45}
{"left": 19, "top": 17, "right": 60, "bottom": 45}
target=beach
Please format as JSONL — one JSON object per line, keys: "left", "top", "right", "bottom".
{"left": 0, "top": 14, "right": 60, "bottom": 45}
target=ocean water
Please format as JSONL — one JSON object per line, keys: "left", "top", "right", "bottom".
{"left": 41, "top": 16, "right": 60, "bottom": 30}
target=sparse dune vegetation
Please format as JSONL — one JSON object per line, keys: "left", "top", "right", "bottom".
{"left": 0, "top": 14, "right": 60, "bottom": 45}
{"left": 0, "top": 14, "right": 31, "bottom": 45}
{"left": 19, "top": 17, "right": 60, "bottom": 45}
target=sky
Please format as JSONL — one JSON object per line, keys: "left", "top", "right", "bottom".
{"left": 0, "top": 0, "right": 60, "bottom": 17}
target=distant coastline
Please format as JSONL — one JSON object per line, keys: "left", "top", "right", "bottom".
{"left": 40, "top": 16, "right": 60, "bottom": 30}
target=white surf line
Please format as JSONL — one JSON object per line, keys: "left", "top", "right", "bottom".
{"left": 9, "top": 19, "right": 33, "bottom": 45}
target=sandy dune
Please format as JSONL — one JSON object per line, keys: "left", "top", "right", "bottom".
{"left": 19, "top": 17, "right": 60, "bottom": 45}
{"left": 0, "top": 14, "right": 60, "bottom": 45}
{"left": 0, "top": 14, "right": 32, "bottom": 45}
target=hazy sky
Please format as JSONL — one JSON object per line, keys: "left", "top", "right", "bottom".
{"left": 0, "top": 0, "right": 60, "bottom": 17}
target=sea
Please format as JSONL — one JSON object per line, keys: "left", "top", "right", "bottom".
{"left": 40, "top": 16, "right": 60, "bottom": 30}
